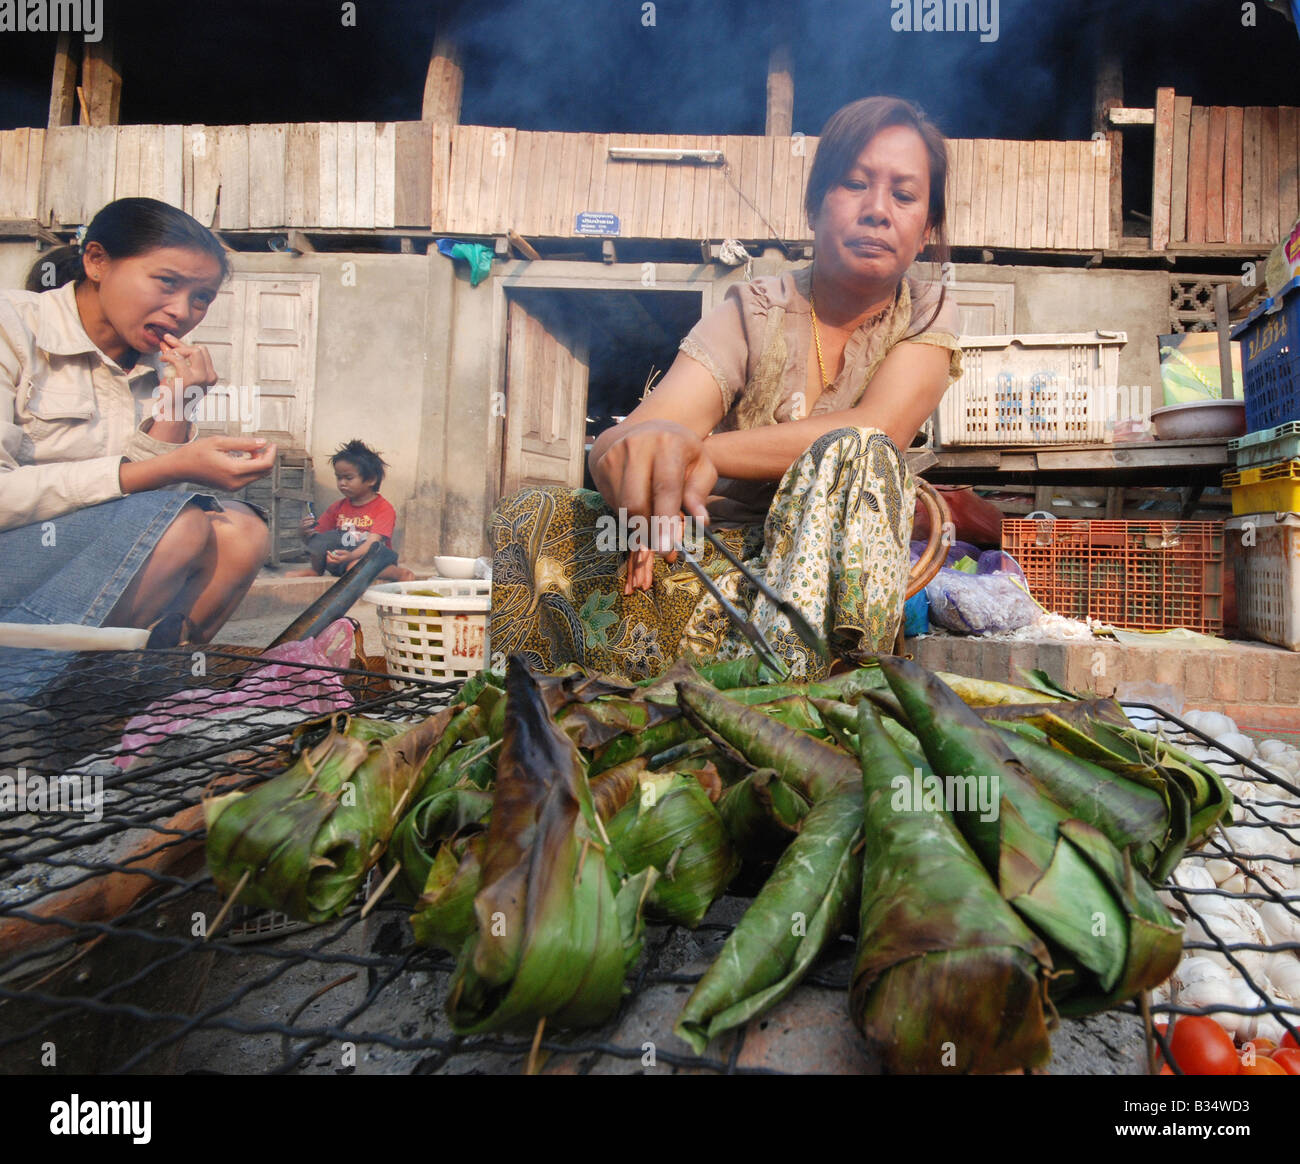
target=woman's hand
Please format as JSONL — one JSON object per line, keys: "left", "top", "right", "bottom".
{"left": 159, "top": 333, "right": 219, "bottom": 392}
{"left": 120, "top": 435, "right": 277, "bottom": 495}
{"left": 592, "top": 419, "right": 717, "bottom": 535}
{"left": 593, "top": 420, "right": 717, "bottom": 595}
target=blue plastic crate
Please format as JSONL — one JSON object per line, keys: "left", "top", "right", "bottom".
{"left": 1233, "top": 277, "right": 1300, "bottom": 432}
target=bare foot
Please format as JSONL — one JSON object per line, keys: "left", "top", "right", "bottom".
{"left": 376, "top": 565, "right": 417, "bottom": 583}
{"left": 285, "top": 568, "right": 322, "bottom": 578}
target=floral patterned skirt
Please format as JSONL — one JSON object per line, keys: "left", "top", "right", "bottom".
{"left": 489, "top": 426, "right": 916, "bottom": 682}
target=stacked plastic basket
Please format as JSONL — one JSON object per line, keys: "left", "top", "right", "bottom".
{"left": 1223, "top": 277, "right": 1300, "bottom": 649}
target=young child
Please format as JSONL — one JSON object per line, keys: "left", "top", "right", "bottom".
{"left": 293, "top": 440, "right": 415, "bottom": 581}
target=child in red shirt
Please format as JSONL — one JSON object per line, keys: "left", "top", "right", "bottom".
{"left": 293, "top": 440, "right": 415, "bottom": 581}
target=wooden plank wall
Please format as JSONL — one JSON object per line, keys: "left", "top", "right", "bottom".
{"left": 1152, "top": 87, "right": 1300, "bottom": 250}
{"left": 437, "top": 128, "right": 1112, "bottom": 249}
{"left": 0, "top": 122, "right": 417, "bottom": 230}
{"left": 3, "top": 120, "right": 1112, "bottom": 248}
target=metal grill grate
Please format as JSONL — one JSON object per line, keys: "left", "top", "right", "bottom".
{"left": 0, "top": 651, "right": 1295, "bottom": 1074}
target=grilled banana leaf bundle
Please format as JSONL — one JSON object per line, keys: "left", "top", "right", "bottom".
{"left": 203, "top": 647, "right": 1231, "bottom": 1068}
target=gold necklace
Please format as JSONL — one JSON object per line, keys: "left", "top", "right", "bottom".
{"left": 809, "top": 267, "right": 891, "bottom": 392}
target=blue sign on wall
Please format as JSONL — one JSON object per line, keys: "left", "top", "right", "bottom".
{"left": 575, "top": 212, "right": 621, "bottom": 236}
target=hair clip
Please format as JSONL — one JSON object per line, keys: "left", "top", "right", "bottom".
{"left": 73, "top": 224, "right": 88, "bottom": 251}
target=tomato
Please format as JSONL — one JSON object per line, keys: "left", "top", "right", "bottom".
{"left": 1160, "top": 1063, "right": 1174, "bottom": 1075}
{"left": 1241, "top": 1056, "right": 1287, "bottom": 1075}
{"left": 1250, "top": 1038, "right": 1278, "bottom": 1054}
{"left": 1271, "top": 1048, "right": 1300, "bottom": 1075}
{"left": 1169, "top": 1016, "right": 1241, "bottom": 1075}
{"left": 1283, "top": 1029, "right": 1299, "bottom": 1051}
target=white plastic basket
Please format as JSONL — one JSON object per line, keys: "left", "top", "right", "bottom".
{"left": 1226, "top": 513, "right": 1300, "bottom": 651}
{"left": 362, "top": 578, "right": 491, "bottom": 681}
{"left": 937, "top": 331, "right": 1137, "bottom": 445}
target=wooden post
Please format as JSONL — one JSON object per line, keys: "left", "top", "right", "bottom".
{"left": 1151, "top": 88, "right": 1176, "bottom": 251}
{"left": 422, "top": 34, "right": 463, "bottom": 123}
{"left": 1215, "top": 281, "right": 1234, "bottom": 400}
{"left": 1093, "top": 43, "right": 1124, "bottom": 250}
{"left": 81, "top": 24, "right": 121, "bottom": 126}
{"left": 48, "top": 32, "right": 79, "bottom": 129}
{"left": 765, "top": 42, "right": 793, "bottom": 137}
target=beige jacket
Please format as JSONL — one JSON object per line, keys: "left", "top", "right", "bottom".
{"left": 0, "top": 282, "right": 194, "bottom": 533}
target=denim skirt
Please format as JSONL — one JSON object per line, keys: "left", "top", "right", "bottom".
{"left": 0, "top": 490, "right": 216, "bottom": 627}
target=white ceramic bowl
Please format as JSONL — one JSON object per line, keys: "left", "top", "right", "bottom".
{"left": 1149, "top": 399, "right": 1247, "bottom": 440}
{"left": 432, "top": 555, "right": 478, "bottom": 579}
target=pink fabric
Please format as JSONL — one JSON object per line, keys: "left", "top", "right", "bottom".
{"left": 114, "top": 619, "right": 357, "bottom": 769}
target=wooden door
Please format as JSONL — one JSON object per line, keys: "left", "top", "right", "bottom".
{"left": 185, "top": 273, "right": 318, "bottom": 448}
{"left": 239, "top": 278, "right": 318, "bottom": 447}
{"left": 501, "top": 293, "right": 591, "bottom": 495}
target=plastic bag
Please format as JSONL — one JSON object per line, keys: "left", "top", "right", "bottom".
{"left": 924, "top": 551, "right": 1042, "bottom": 635}
{"left": 114, "top": 619, "right": 357, "bottom": 768}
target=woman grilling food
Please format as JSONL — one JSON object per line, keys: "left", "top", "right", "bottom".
{"left": 0, "top": 197, "right": 273, "bottom": 645}
{"left": 491, "top": 96, "right": 963, "bottom": 682}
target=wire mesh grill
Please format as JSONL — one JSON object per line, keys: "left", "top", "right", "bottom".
{"left": 0, "top": 650, "right": 1295, "bottom": 1075}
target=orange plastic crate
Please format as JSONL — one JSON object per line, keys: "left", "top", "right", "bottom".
{"left": 1001, "top": 519, "right": 1224, "bottom": 633}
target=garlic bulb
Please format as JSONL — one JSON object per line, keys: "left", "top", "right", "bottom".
{"left": 1258, "top": 901, "right": 1300, "bottom": 946}
{"left": 1173, "top": 956, "right": 1232, "bottom": 989}
{"left": 1170, "top": 863, "right": 1217, "bottom": 892}
{"left": 1219, "top": 732, "right": 1256, "bottom": 760}
{"left": 1266, "top": 956, "right": 1300, "bottom": 1001}
{"left": 1203, "top": 855, "right": 1239, "bottom": 885}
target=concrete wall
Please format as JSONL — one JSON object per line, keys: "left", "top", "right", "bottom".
{"left": 0, "top": 240, "right": 44, "bottom": 291}
{"left": 948, "top": 262, "right": 1171, "bottom": 399}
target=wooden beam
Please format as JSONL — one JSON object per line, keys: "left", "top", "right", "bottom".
{"left": 287, "top": 229, "right": 315, "bottom": 253}
{"left": 1106, "top": 108, "right": 1155, "bottom": 126}
{"left": 507, "top": 228, "right": 541, "bottom": 260}
{"left": 765, "top": 42, "right": 793, "bottom": 137}
{"left": 48, "top": 33, "right": 78, "bottom": 129}
{"left": 81, "top": 24, "right": 121, "bottom": 126}
{"left": 422, "top": 34, "right": 463, "bottom": 123}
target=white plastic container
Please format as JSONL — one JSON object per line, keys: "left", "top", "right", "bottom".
{"left": 1225, "top": 513, "right": 1300, "bottom": 651}
{"left": 937, "top": 331, "right": 1134, "bottom": 446}
{"left": 362, "top": 578, "right": 491, "bottom": 681}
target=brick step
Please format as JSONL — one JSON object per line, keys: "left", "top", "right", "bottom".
{"left": 909, "top": 634, "right": 1300, "bottom": 719}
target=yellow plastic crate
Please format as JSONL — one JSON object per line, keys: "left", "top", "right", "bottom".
{"left": 1221, "top": 459, "right": 1300, "bottom": 515}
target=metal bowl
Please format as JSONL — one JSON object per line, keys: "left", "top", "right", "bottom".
{"left": 1149, "top": 399, "right": 1247, "bottom": 440}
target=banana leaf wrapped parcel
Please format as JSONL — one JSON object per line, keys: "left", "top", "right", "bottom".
{"left": 850, "top": 703, "right": 1054, "bottom": 1073}
{"left": 877, "top": 657, "right": 1185, "bottom": 1013}
{"left": 446, "top": 658, "right": 656, "bottom": 1034}
{"left": 205, "top": 707, "right": 458, "bottom": 922}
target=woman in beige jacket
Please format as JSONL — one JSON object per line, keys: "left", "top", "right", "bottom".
{"left": 0, "top": 198, "right": 273, "bottom": 643}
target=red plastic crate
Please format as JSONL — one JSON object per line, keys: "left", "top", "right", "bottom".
{"left": 1001, "top": 519, "right": 1225, "bottom": 633}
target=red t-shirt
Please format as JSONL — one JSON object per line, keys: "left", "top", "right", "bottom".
{"left": 315, "top": 495, "right": 396, "bottom": 544}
